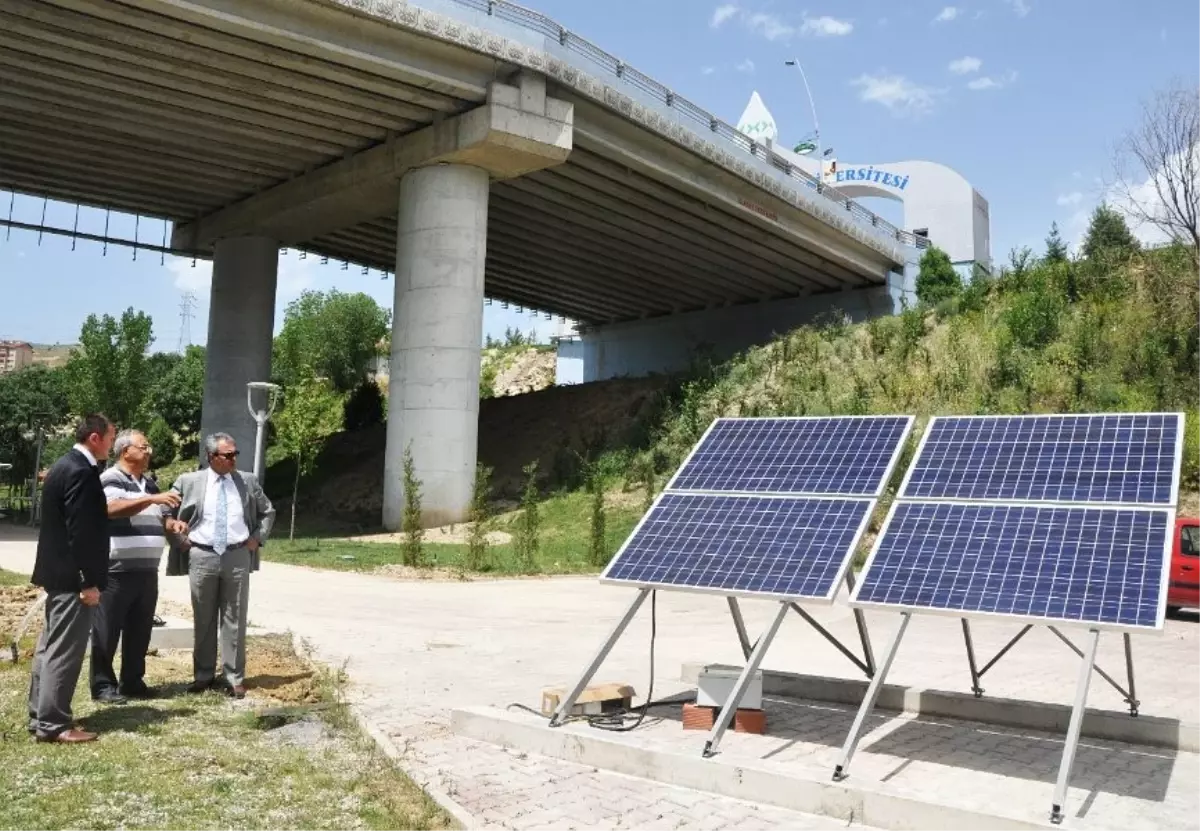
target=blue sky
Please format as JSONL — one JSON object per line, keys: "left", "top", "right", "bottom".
{"left": 1, "top": 0, "right": 1195, "bottom": 350}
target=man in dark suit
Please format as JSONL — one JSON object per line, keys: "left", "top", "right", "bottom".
{"left": 28, "top": 413, "right": 116, "bottom": 743}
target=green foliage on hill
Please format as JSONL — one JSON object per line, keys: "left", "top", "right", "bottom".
{"left": 634, "top": 242, "right": 1198, "bottom": 490}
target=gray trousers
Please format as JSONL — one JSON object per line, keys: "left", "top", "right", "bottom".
{"left": 189, "top": 546, "right": 250, "bottom": 686}
{"left": 28, "top": 590, "right": 94, "bottom": 738}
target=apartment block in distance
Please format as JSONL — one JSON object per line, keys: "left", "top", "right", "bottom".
{"left": 0, "top": 340, "right": 33, "bottom": 374}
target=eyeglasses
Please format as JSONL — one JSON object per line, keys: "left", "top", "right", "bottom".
{"left": 212, "top": 450, "right": 239, "bottom": 460}
{"left": 131, "top": 444, "right": 153, "bottom": 454}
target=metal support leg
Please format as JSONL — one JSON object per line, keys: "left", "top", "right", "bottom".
{"left": 833, "top": 613, "right": 911, "bottom": 781}
{"left": 550, "top": 589, "right": 650, "bottom": 727}
{"left": 961, "top": 618, "right": 984, "bottom": 697}
{"left": 1123, "top": 632, "right": 1139, "bottom": 716}
{"left": 727, "top": 597, "right": 753, "bottom": 659}
{"left": 844, "top": 569, "right": 876, "bottom": 676}
{"left": 1051, "top": 628, "right": 1101, "bottom": 824}
{"left": 790, "top": 603, "right": 872, "bottom": 677}
{"left": 1047, "top": 626, "right": 1135, "bottom": 714}
{"left": 978, "top": 624, "right": 1034, "bottom": 677}
{"left": 703, "top": 602, "right": 789, "bottom": 757}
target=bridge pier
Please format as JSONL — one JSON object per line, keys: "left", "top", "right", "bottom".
{"left": 383, "top": 164, "right": 490, "bottom": 530}
{"left": 199, "top": 236, "right": 279, "bottom": 472}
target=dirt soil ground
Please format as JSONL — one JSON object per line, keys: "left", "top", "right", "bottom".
{"left": 490, "top": 348, "right": 556, "bottom": 397}
{"left": 272, "top": 374, "right": 669, "bottom": 528}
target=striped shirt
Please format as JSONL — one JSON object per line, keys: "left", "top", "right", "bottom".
{"left": 101, "top": 466, "right": 166, "bottom": 572}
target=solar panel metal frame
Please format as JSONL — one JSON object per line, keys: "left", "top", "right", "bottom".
{"left": 664, "top": 415, "right": 916, "bottom": 498}
{"left": 849, "top": 500, "right": 1177, "bottom": 634}
{"left": 599, "top": 492, "right": 877, "bottom": 604}
{"left": 895, "top": 412, "right": 1186, "bottom": 508}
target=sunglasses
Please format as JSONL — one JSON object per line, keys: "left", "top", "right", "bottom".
{"left": 211, "top": 451, "right": 240, "bottom": 460}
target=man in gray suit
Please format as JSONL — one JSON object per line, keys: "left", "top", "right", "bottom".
{"left": 166, "top": 432, "right": 274, "bottom": 699}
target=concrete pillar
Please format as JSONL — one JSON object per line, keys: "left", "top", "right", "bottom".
{"left": 383, "top": 163, "right": 489, "bottom": 530}
{"left": 199, "top": 236, "right": 278, "bottom": 473}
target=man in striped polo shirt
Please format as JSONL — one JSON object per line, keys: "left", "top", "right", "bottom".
{"left": 91, "top": 429, "right": 184, "bottom": 704}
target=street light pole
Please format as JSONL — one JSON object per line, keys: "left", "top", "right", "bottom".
{"left": 246, "top": 381, "right": 281, "bottom": 481}
{"left": 784, "top": 58, "right": 822, "bottom": 169}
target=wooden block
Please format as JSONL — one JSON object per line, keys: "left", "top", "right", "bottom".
{"left": 681, "top": 702, "right": 766, "bottom": 734}
{"left": 541, "top": 683, "right": 635, "bottom": 717}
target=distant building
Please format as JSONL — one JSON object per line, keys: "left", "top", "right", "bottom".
{"left": 0, "top": 340, "right": 33, "bottom": 374}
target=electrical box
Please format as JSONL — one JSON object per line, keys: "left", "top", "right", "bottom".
{"left": 696, "top": 666, "right": 762, "bottom": 710}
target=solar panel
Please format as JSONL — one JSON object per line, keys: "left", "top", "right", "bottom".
{"left": 668, "top": 416, "right": 914, "bottom": 496}
{"left": 601, "top": 493, "right": 873, "bottom": 601}
{"left": 900, "top": 413, "right": 1183, "bottom": 506}
{"left": 851, "top": 501, "right": 1172, "bottom": 630}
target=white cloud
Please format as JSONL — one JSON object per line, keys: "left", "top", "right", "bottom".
{"left": 1056, "top": 191, "right": 1083, "bottom": 207}
{"left": 967, "top": 70, "right": 1018, "bottom": 90}
{"left": 1007, "top": 0, "right": 1031, "bottom": 17}
{"left": 736, "top": 58, "right": 756, "bottom": 73}
{"left": 166, "top": 249, "right": 318, "bottom": 301}
{"left": 747, "top": 11, "right": 795, "bottom": 40}
{"left": 851, "top": 73, "right": 939, "bottom": 117}
{"left": 933, "top": 6, "right": 960, "bottom": 23}
{"left": 800, "top": 14, "right": 853, "bottom": 37}
{"left": 710, "top": 3, "right": 739, "bottom": 28}
{"left": 948, "top": 56, "right": 982, "bottom": 74}
{"left": 701, "top": 66, "right": 716, "bottom": 75}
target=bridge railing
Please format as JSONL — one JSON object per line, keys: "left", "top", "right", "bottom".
{"left": 439, "top": 0, "right": 929, "bottom": 250}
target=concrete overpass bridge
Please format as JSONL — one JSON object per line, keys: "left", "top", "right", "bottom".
{"left": 0, "top": 0, "right": 925, "bottom": 528}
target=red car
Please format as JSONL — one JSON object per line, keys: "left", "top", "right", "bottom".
{"left": 1168, "top": 517, "right": 1199, "bottom": 615}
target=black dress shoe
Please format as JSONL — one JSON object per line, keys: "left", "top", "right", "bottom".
{"left": 93, "top": 689, "right": 127, "bottom": 705}
{"left": 120, "top": 685, "right": 158, "bottom": 700}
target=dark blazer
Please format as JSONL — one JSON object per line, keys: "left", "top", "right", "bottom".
{"left": 164, "top": 469, "right": 275, "bottom": 576}
{"left": 32, "top": 448, "right": 110, "bottom": 592}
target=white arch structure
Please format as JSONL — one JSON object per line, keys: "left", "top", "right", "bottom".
{"left": 738, "top": 91, "right": 992, "bottom": 276}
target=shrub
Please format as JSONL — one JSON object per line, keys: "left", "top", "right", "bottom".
{"left": 915, "top": 246, "right": 963, "bottom": 306}
{"left": 343, "top": 380, "right": 384, "bottom": 431}
{"left": 513, "top": 461, "right": 541, "bottom": 573}
{"left": 401, "top": 444, "right": 426, "bottom": 568}
{"left": 145, "top": 416, "right": 177, "bottom": 468}
{"left": 465, "top": 463, "right": 492, "bottom": 572}
{"left": 1002, "top": 271, "right": 1065, "bottom": 349}
{"left": 1183, "top": 410, "right": 1199, "bottom": 493}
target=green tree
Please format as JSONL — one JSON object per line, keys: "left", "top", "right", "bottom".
{"left": 1080, "top": 204, "right": 1140, "bottom": 261}
{"left": 64, "top": 308, "right": 154, "bottom": 426}
{"left": 513, "top": 461, "right": 541, "bottom": 573}
{"left": 914, "top": 246, "right": 963, "bottom": 306}
{"left": 401, "top": 443, "right": 426, "bottom": 567}
{"left": 144, "top": 345, "right": 206, "bottom": 439}
{"left": 465, "top": 463, "right": 493, "bottom": 572}
{"left": 1044, "top": 221, "right": 1069, "bottom": 264}
{"left": 587, "top": 467, "right": 607, "bottom": 567}
{"left": 0, "top": 366, "right": 71, "bottom": 484}
{"left": 273, "top": 291, "right": 390, "bottom": 392}
{"left": 145, "top": 416, "right": 178, "bottom": 469}
{"left": 273, "top": 377, "right": 344, "bottom": 540}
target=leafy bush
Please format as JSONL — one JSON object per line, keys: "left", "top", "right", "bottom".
{"left": 343, "top": 380, "right": 384, "bottom": 431}
{"left": 1003, "top": 272, "right": 1066, "bottom": 348}
{"left": 401, "top": 444, "right": 426, "bottom": 568}
{"left": 1183, "top": 410, "right": 1199, "bottom": 492}
{"left": 145, "top": 416, "right": 177, "bottom": 468}
{"left": 513, "top": 461, "right": 541, "bottom": 573}
{"left": 915, "top": 246, "right": 963, "bottom": 306}
{"left": 465, "top": 463, "right": 493, "bottom": 572}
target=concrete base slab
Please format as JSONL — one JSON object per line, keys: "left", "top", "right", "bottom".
{"left": 452, "top": 697, "right": 1199, "bottom": 830}
{"left": 149, "top": 617, "right": 194, "bottom": 651}
{"left": 682, "top": 663, "right": 1200, "bottom": 753}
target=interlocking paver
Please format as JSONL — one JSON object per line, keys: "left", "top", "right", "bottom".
{"left": 1, "top": 533, "right": 1195, "bottom": 830}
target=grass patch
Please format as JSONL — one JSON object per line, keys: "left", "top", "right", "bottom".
{"left": 263, "top": 489, "right": 641, "bottom": 575}
{"left": 0, "top": 568, "right": 27, "bottom": 587}
{"left": 0, "top": 635, "right": 451, "bottom": 830}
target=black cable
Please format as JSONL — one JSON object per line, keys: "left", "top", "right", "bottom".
{"left": 508, "top": 590, "right": 684, "bottom": 732}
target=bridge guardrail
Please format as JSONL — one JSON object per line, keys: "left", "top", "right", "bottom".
{"left": 440, "top": 0, "right": 929, "bottom": 249}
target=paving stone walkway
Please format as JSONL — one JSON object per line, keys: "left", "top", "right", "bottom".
{"left": 2, "top": 531, "right": 1196, "bottom": 829}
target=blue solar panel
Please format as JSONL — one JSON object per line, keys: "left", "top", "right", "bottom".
{"left": 668, "top": 416, "right": 913, "bottom": 496}
{"left": 901, "top": 414, "right": 1183, "bottom": 505}
{"left": 852, "top": 502, "right": 1171, "bottom": 630}
{"left": 602, "top": 494, "right": 873, "bottom": 601}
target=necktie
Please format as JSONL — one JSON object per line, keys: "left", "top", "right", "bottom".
{"left": 214, "top": 476, "right": 229, "bottom": 555}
